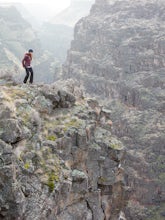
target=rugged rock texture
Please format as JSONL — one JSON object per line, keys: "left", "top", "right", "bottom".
{"left": 0, "top": 80, "right": 129, "bottom": 220}
{"left": 63, "top": 0, "right": 165, "bottom": 219}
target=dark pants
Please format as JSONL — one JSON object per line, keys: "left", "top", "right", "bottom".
{"left": 23, "top": 67, "right": 33, "bottom": 84}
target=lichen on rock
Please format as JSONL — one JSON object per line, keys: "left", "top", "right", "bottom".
{"left": 0, "top": 82, "right": 127, "bottom": 219}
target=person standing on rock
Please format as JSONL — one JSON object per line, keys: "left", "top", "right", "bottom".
{"left": 22, "top": 49, "right": 34, "bottom": 84}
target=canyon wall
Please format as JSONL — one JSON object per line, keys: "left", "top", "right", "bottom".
{"left": 63, "top": 0, "right": 165, "bottom": 219}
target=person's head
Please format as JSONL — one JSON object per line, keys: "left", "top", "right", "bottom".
{"left": 28, "top": 49, "right": 33, "bottom": 54}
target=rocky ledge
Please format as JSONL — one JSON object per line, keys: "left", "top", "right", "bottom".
{"left": 0, "top": 81, "right": 129, "bottom": 220}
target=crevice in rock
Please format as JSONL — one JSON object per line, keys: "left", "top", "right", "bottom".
{"left": 11, "top": 137, "right": 25, "bottom": 146}
{"left": 0, "top": 213, "right": 5, "bottom": 219}
{"left": 86, "top": 199, "right": 94, "bottom": 220}
{"left": 0, "top": 156, "right": 5, "bottom": 167}
{"left": 75, "top": 131, "right": 79, "bottom": 147}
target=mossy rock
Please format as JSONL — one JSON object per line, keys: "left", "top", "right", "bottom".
{"left": 46, "top": 135, "right": 57, "bottom": 141}
{"left": 109, "top": 137, "right": 124, "bottom": 150}
{"left": 24, "top": 162, "right": 30, "bottom": 169}
{"left": 47, "top": 171, "right": 60, "bottom": 192}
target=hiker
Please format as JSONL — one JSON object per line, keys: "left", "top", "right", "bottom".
{"left": 22, "top": 49, "right": 34, "bottom": 84}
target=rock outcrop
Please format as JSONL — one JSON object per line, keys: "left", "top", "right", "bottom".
{"left": 0, "top": 81, "right": 128, "bottom": 220}
{"left": 63, "top": 0, "right": 165, "bottom": 219}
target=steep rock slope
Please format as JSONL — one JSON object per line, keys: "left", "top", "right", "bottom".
{"left": 0, "top": 81, "right": 128, "bottom": 220}
{"left": 63, "top": 0, "right": 165, "bottom": 219}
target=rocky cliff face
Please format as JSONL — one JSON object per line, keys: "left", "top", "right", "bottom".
{"left": 0, "top": 81, "right": 129, "bottom": 220}
{"left": 63, "top": 0, "right": 165, "bottom": 219}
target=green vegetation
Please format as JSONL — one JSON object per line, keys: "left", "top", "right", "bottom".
{"left": 39, "top": 150, "right": 62, "bottom": 193}
{"left": 44, "top": 115, "right": 83, "bottom": 135}
{"left": 110, "top": 143, "right": 122, "bottom": 150}
{"left": 47, "top": 171, "right": 59, "bottom": 192}
{"left": 109, "top": 137, "right": 124, "bottom": 150}
{"left": 46, "top": 135, "right": 57, "bottom": 141}
{"left": 24, "top": 162, "right": 30, "bottom": 169}
{"left": 65, "top": 118, "right": 81, "bottom": 127}
{"left": 63, "top": 118, "right": 82, "bottom": 132}
{"left": 147, "top": 203, "right": 165, "bottom": 220}
{"left": 8, "top": 89, "right": 27, "bottom": 99}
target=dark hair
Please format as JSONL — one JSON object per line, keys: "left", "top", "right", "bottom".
{"left": 28, "top": 49, "right": 33, "bottom": 53}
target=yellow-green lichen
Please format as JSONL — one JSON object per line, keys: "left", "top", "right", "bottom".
{"left": 9, "top": 89, "right": 27, "bottom": 99}
{"left": 65, "top": 118, "right": 81, "bottom": 127}
{"left": 46, "top": 135, "right": 57, "bottom": 141}
{"left": 110, "top": 143, "right": 122, "bottom": 150}
{"left": 109, "top": 137, "right": 124, "bottom": 150}
{"left": 98, "top": 176, "right": 107, "bottom": 184}
{"left": 62, "top": 118, "right": 83, "bottom": 132}
{"left": 24, "top": 162, "right": 30, "bottom": 169}
{"left": 43, "top": 116, "right": 83, "bottom": 135}
{"left": 47, "top": 171, "right": 59, "bottom": 192}
{"left": 38, "top": 151, "right": 62, "bottom": 192}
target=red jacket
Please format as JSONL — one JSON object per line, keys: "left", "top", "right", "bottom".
{"left": 22, "top": 53, "right": 32, "bottom": 68}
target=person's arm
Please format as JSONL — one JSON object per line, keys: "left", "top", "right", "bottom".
{"left": 22, "top": 56, "right": 25, "bottom": 68}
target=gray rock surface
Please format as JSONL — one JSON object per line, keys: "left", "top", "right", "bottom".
{"left": 0, "top": 81, "right": 128, "bottom": 219}
{"left": 63, "top": 0, "right": 165, "bottom": 219}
